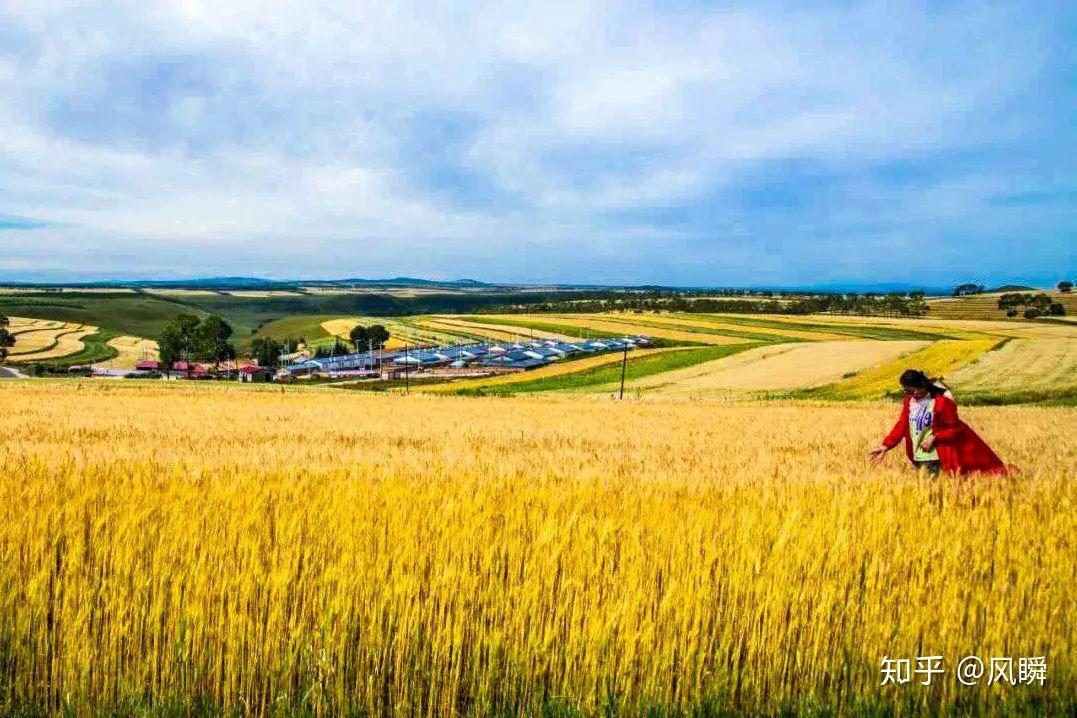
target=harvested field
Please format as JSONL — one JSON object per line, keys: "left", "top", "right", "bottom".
{"left": 629, "top": 340, "right": 928, "bottom": 396}
{"left": 7, "top": 325, "right": 98, "bottom": 363}
{"left": 805, "top": 339, "right": 999, "bottom": 400}
{"left": 948, "top": 338, "right": 1077, "bottom": 396}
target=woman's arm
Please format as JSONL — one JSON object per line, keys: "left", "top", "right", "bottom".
{"left": 870, "top": 400, "right": 909, "bottom": 463}
{"left": 882, "top": 400, "right": 910, "bottom": 448}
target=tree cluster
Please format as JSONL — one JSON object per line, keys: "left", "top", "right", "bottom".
{"left": 0, "top": 315, "right": 14, "bottom": 361}
{"left": 314, "top": 339, "right": 351, "bottom": 358}
{"left": 997, "top": 293, "right": 1066, "bottom": 319}
{"left": 1058, "top": 281, "right": 1072, "bottom": 293}
{"left": 488, "top": 291, "right": 929, "bottom": 317}
{"left": 953, "top": 283, "right": 986, "bottom": 297}
{"left": 348, "top": 324, "right": 390, "bottom": 352}
{"left": 157, "top": 313, "right": 236, "bottom": 374}
{"left": 247, "top": 336, "right": 294, "bottom": 367}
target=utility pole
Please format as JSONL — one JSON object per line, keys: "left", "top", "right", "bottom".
{"left": 618, "top": 342, "right": 628, "bottom": 400}
{"left": 404, "top": 341, "right": 410, "bottom": 395}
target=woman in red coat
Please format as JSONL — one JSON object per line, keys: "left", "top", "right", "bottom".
{"left": 868, "top": 369, "right": 1007, "bottom": 476}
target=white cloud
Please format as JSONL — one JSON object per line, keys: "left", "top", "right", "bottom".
{"left": 0, "top": 0, "right": 1071, "bottom": 283}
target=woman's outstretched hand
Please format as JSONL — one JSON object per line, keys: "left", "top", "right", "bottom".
{"left": 919, "top": 435, "right": 935, "bottom": 451}
{"left": 868, "top": 445, "right": 889, "bottom": 464}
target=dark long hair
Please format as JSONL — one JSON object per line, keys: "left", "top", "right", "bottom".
{"left": 899, "top": 369, "right": 947, "bottom": 397}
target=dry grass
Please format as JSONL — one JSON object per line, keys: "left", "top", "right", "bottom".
{"left": 630, "top": 340, "right": 928, "bottom": 396}
{"left": 0, "top": 381, "right": 1071, "bottom": 716}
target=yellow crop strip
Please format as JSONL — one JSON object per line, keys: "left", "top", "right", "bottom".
{"left": 7, "top": 323, "right": 96, "bottom": 362}
{"left": 529, "top": 314, "right": 747, "bottom": 345}
{"left": 0, "top": 381, "right": 1072, "bottom": 715}
{"left": 812, "top": 339, "right": 999, "bottom": 399}
{"left": 655, "top": 313, "right": 851, "bottom": 340}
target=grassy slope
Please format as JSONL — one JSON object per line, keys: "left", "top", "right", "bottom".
{"left": 251, "top": 314, "right": 337, "bottom": 345}
{"left": 0, "top": 293, "right": 205, "bottom": 338}
{"left": 471, "top": 315, "right": 638, "bottom": 341}
{"left": 452, "top": 344, "right": 757, "bottom": 395}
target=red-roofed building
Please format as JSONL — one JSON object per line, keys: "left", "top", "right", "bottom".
{"left": 238, "top": 365, "right": 273, "bottom": 383}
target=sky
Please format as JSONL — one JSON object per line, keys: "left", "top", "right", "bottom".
{"left": 0, "top": 1, "right": 1073, "bottom": 288}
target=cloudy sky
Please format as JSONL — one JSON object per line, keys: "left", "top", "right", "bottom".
{"left": 0, "top": 1, "right": 1073, "bottom": 287}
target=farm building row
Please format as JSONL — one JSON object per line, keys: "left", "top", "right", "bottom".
{"left": 285, "top": 336, "right": 651, "bottom": 379}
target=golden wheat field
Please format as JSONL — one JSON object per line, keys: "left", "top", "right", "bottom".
{"left": 0, "top": 381, "right": 1073, "bottom": 717}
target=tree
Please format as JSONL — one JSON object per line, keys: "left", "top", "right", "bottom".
{"left": 0, "top": 315, "right": 14, "bottom": 361}
{"left": 1049, "top": 302, "right": 1066, "bottom": 316}
{"left": 348, "top": 324, "right": 390, "bottom": 351}
{"left": 367, "top": 325, "right": 390, "bottom": 350}
{"left": 349, "top": 324, "right": 368, "bottom": 351}
{"left": 250, "top": 337, "right": 284, "bottom": 367}
{"left": 157, "top": 313, "right": 201, "bottom": 377}
{"left": 195, "top": 315, "right": 235, "bottom": 372}
{"left": 953, "top": 283, "right": 984, "bottom": 297}
{"left": 1059, "top": 281, "right": 1073, "bottom": 293}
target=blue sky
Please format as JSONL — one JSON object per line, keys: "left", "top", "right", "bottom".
{"left": 0, "top": 1, "right": 1073, "bottom": 287}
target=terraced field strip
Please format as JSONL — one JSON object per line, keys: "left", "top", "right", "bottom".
{"left": 391, "top": 317, "right": 478, "bottom": 345}
{"left": 431, "top": 316, "right": 578, "bottom": 342}
{"left": 409, "top": 317, "right": 522, "bottom": 343}
{"left": 477, "top": 344, "right": 759, "bottom": 396}
{"left": 418, "top": 347, "right": 684, "bottom": 395}
{"left": 948, "top": 338, "right": 1077, "bottom": 401}
{"left": 9, "top": 317, "right": 65, "bottom": 334}
{"left": 7, "top": 325, "right": 79, "bottom": 355}
{"left": 699, "top": 313, "right": 965, "bottom": 341}
{"left": 736, "top": 313, "right": 1073, "bottom": 341}
{"left": 8, "top": 324, "right": 99, "bottom": 363}
{"left": 927, "top": 291, "right": 1077, "bottom": 320}
{"left": 50, "top": 329, "right": 120, "bottom": 367}
{"left": 466, "top": 316, "right": 634, "bottom": 341}
{"left": 800, "top": 339, "right": 999, "bottom": 400}
{"left": 540, "top": 314, "right": 749, "bottom": 345}
{"left": 593, "top": 312, "right": 824, "bottom": 342}
{"left": 628, "top": 340, "right": 929, "bottom": 398}
{"left": 99, "top": 336, "right": 160, "bottom": 370}
{"left": 654, "top": 313, "right": 850, "bottom": 341}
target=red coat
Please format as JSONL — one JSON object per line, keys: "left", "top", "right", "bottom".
{"left": 883, "top": 393, "right": 1007, "bottom": 475}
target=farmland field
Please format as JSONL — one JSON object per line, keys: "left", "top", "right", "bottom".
{"left": 927, "top": 290, "right": 1077, "bottom": 320}
{"left": 0, "top": 381, "right": 1072, "bottom": 716}
{"left": 623, "top": 340, "right": 929, "bottom": 397}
